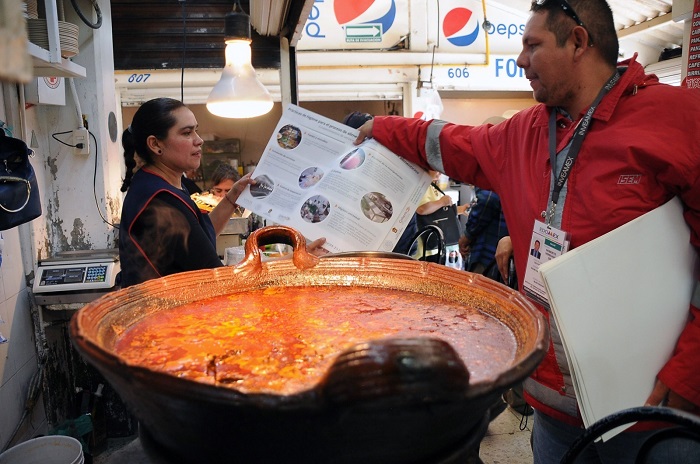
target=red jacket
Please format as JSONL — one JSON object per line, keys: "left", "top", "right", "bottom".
{"left": 372, "top": 55, "right": 700, "bottom": 425}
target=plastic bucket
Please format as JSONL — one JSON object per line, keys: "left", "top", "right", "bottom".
{"left": 0, "top": 435, "right": 83, "bottom": 464}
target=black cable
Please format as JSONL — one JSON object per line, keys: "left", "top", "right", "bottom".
{"left": 51, "top": 130, "right": 78, "bottom": 148}
{"left": 89, "top": 130, "right": 118, "bottom": 228}
{"left": 181, "top": 0, "right": 187, "bottom": 102}
{"left": 69, "top": 0, "right": 102, "bottom": 29}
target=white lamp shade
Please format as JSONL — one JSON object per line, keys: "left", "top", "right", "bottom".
{"left": 206, "top": 40, "right": 274, "bottom": 118}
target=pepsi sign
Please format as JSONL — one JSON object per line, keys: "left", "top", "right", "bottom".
{"left": 434, "top": 0, "right": 527, "bottom": 54}
{"left": 334, "top": 0, "right": 397, "bottom": 35}
{"left": 298, "top": 0, "right": 409, "bottom": 51}
{"left": 443, "top": 7, "right": 480, "bottom": 47}
{"left": 297, "top": 0, "right": 527, "bottom": 55}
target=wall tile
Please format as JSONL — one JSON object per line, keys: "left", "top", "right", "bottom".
{"left": 0, "top": 268, "right": 6, "bottom": 303}
{"left": 7, "top": 291, "right": 36, "bottom": 372}
{"left": 0, "top": 300, "right": 9, "bottom": 388}
{"left": 0, "top": 358, "right": 47, "bottom": 451}
{"left": 0, "top": 229, "right": 25, "bottom": 299}
{"left": 0, "top": 367, "right": 23, "bottom": 450}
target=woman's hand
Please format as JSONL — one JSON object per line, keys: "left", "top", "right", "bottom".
{"left": 224, "top": 172, "right": 255, "bottom": 205}
{"left": 353, "top": 119, "right": 374, "bottom": 145}
{"left": 307, "top": 237, "right": 328, "bottom": 257}
{"left": 210, "top": 173, "right": 255, "bottom": 235}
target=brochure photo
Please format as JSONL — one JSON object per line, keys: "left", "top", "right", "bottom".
{"left": 235, "top": 105, "right": 433, "bottom": 253}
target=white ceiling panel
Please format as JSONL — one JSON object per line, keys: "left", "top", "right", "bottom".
{"left": 506, "top": 0, "right": 682, "bottom": 48}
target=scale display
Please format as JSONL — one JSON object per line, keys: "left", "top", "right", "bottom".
{"left": 33, "top": 250, "right": 120, "bottom": 294}
{"left": 39, "top": 265, "right": 109, "bottom": 286}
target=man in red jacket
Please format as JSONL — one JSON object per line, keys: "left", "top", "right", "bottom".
{"left": 355, "top": 0, "right": 699, "bottom": 462}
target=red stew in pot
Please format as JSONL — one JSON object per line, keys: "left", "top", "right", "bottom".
{"left": 114, "top": 286, "right": 516, "bottom": 395}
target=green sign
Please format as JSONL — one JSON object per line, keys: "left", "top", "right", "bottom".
{"left": 545, "top": 238, "right": 562, "bottom": 251}
{"left": 345, "top": 24, "right": 382, "bottom": 43}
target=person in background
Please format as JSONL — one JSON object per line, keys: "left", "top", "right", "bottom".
{"left": 209, "top": 163, "right": 240, "bottom": 198}
{"left": 353, "top": 0, "right": 700, "bottom": 462}
{"left": 181, "top": 167, "right": 202, "bottom": 194}
{"left": 416, "top": 170, "right": 458, "bottom": 216}
{"left": 414, "top": 170, "right": 468, "bottom": 263}
{"left": 458, "top": 187, "right": 508, "bottom": 274}
{"left": 119, "top": 98, "right": 325, "bottom": 287}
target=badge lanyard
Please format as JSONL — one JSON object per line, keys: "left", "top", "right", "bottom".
{"left": 545, "top": 71, "right": 620, "bottom": 225}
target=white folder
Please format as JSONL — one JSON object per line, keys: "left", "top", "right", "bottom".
{"left": 538, "top": 197, "right": 697, "bottom": 439}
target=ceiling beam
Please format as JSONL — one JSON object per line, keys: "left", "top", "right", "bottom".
{"left": 617, "top": 14, "right": 672, "bottom": 38}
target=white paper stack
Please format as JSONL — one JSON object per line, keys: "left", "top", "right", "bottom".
{"left": 538, "top": 197, "right": 697, "bottom": 439}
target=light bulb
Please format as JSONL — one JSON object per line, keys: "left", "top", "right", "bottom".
{"left": 206, "top": 7, "right": 274, "bottom": 119}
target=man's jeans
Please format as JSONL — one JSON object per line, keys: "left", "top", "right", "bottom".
{"left": 532, "top": 409, "right": 700, "bottom": 463}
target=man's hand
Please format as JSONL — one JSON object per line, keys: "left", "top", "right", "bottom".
{"left": 495, "top": 236, "right": 513, "bottom": 282}
{"left": 645, "top": 379, "right": 699, "bottom": 413}
{"left": 354, "top": 119, "right": 374, "bottom": 145}
{"left": 458, "top": 235, "right": 470, "bottom": 258}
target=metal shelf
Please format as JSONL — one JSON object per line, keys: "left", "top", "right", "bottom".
{"left": 27, "top": 0, "right": 86, "bottom": 78}
{"left": 28, "top": 42, "right": 86, "bottom": 78}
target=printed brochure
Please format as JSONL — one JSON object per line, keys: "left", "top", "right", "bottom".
{"left": 235, "top": 105, "right": 432, "bottom": 253}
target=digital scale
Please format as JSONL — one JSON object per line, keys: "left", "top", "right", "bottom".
{"left": 32, "top": 249, "right": 120, "bottom": 305}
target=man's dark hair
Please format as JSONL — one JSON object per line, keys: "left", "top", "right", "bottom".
{"left": 532, "top": 0, "right": 619, "bottom": 67}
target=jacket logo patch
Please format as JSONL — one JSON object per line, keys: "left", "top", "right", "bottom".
{"left": 617, "top": 174, "right": 642, "bottom": 185}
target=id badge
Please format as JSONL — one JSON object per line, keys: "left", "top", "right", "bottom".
{"left": 522, "top": 220, "right": 570, "bottom": 309}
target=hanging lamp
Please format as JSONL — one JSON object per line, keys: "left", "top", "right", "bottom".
{"left": 206, "top": 1, "right": 273, "bottom": 118}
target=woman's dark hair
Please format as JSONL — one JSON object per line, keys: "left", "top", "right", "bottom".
{"left": 532, "top": 0, "right": 618, "bottom": 67}
{"left": 120, "top": 97, "right": 186, "bottom": 192}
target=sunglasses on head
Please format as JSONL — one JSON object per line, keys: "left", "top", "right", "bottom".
{"left": 536, "top": 0, "right": 593, "bottom": 44}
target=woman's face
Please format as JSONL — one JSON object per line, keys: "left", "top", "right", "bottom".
{"left": 156, "top": 107, "right": 204, "bottom": 173}
{"left": 211, "top": 179, "right": 234, "bottom": 198}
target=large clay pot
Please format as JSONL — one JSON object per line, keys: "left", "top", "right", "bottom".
{"left": 71, "top": 226, "right": 548, "bottom": 463}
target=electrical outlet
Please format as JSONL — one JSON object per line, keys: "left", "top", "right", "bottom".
{"left": 73, "top": 128, "right": 89, "bottom": 155}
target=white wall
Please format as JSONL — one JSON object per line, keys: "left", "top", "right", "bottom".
{"left": 0, "top": 0, "right": 121, "bottom": 451}
{"left": 0, "top": 86, "right": 48, "bottom": 453}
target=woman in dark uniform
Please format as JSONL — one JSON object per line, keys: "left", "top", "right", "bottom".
{"left": 119, "top": 98, "right": 255, "bottom": 287}
{"left": 119, "top": 98, "right": 325, "bottom": 287}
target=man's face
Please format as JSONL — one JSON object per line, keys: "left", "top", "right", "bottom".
{"left": 516, "top": 11, "right": 576, "bottom": 108}
{"left": 535, "top": 241, "right": 541, "bottom": 251}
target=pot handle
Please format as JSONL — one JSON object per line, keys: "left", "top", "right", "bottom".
{"left": 241, "top": 225, "right": 319, "bottom": 270}
{"left": 320, "top": 337, "right": 470, "bottom": 408}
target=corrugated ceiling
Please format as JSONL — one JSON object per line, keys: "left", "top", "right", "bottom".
{"left": 509, "top": 0, "right": 683, "bottom": 54}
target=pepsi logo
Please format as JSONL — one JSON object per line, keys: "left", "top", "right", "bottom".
{"left": 443, "top": 7, "right": 480, "bottom": 47}
{"left": 334, "top": 0, "right": 397, "bottom": 33}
